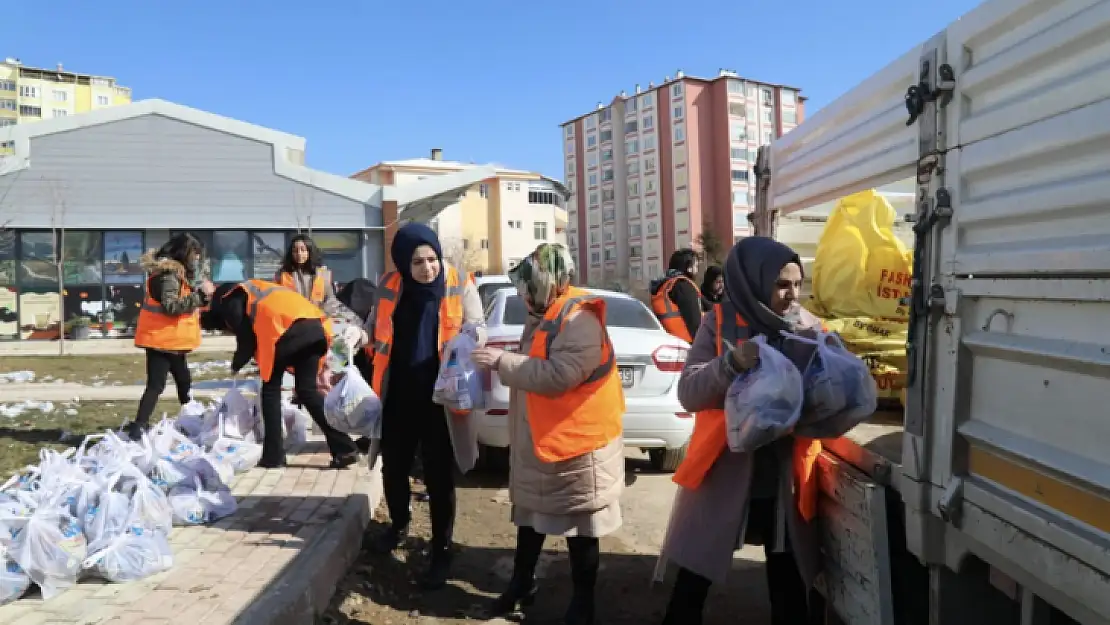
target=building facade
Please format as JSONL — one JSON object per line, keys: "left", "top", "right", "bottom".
{"left": 0, "top": 100, "right": 492, "bottom": 341}
{"left": 0, "top": 57, "right": 132, "bottom": 154}
{"left": 352, "top": 151, "right": 569, "bottom": 274}
{"left": 561, "top": 70, "right": 804, "bottom": 287}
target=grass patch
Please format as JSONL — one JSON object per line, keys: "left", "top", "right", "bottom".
{"left": 0, "top": 352, "right": 237, "bottom": 386}
{"left": 0, "top": 399, "right": 181, "bottom": 478}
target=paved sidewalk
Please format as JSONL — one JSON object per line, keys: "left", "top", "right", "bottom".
{"left": 0, "top": 436, "right": 381, "bottom": 625}
{"left": 0, "top": 379, "right": 288, "bottom": 403}
{"left": 0, "top": 336, "right": 238, "bottom": 357}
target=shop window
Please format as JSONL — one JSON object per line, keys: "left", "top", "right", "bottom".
{"left": 104, "top": 231, "right": 145, "bottom": 285}
{"left": 0, "top": 284, "right": 15, "bottom": 340}
{"left": 63, "top": 285, "right": 106, "bottom": 337}
{"left": 105, "top": 285, "right": 143, "bottom": 338}
{"left": 251, "top": 232, "right": 287, "bottom": 279}
{"left": 0, "top": 229, "right": 14, "bottom": 286}
{"left": 312, "top": 231, "right": 361, "bottom": 283}
{"left": 19, "top": 231, "right": 57, "bottom": 287}
{"left": 211, "top": 231, "right": 250, "bottom": 283}
{"left": 18, "top": 286, "right": 62, "bottom": 340}
{"left": 62, "top": 231, "right": 104, "bottom": 285}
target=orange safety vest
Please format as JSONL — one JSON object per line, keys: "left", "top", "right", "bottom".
{"left": 368, "top": 266, "right": 468, "bottom": 398}
{"left": 234, "top": 280, "right": 332, "bottom": 383}
{"left": 672, "top": 301, "right": 822, "bottom": 522}
{"left": 525, "top": 287, "right": 626, "bottom": 463}
{"left": 277, "top": 268, "right": 329, "bottom": 308}
{"left": 134, "top": 274, "right": 202, "bottom": 352}
{"left": 651, "top": 275, "right": 700, "bottom": 343}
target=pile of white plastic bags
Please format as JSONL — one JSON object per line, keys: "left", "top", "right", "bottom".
{"left": 0, "top": 388, "right": 311, "bottom": 606}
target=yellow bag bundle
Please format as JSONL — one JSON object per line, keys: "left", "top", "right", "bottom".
{"left": 808, "top": 190, "right": 912, "bottom": 403}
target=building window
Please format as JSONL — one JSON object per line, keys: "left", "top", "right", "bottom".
{"left": 628, "top": 182, "right": 640, "bottom": 197}
{"left": 603, "top": 208, "right": 616, "bottom": 222}
{"left": 587, "top": 154, "right": 597, "bottom": 168}
{"left": 783, "top": 109, "right": 797, "bottom": 124}
{"left": 624, "top": 120, "right": 638, "bottom": 134}
{"left": 587, "top": 135, "right": 597, "bottom": 148}
{"left": 479, "top": 183, "right": 489, "bottom": 198}
{"left": 643, "top": 135, "right": 656, "bottom": 151}
{"left": 588, "top": 173, "right": 598, "bottom": 187}
{"left": 730, "top": 126, "right": 747, "bottom": 142}
{"left": 627, "top": 161, "right": 639, "bottom": 176}
{"left": 481, "top": 239, "right": 490, "bottom": 249}
{"left": 672, "top": 83, "right": 682, "bottom": 97}
{"left": 763, "top": 130, "right": 774, "bottom": 144}
{"left": 673, "top": 106, "right": 684, "bottom": 120}
{"left": 600, "top": 129, "right": 612, "bottom": 142}
{"left": 528, "top": 190, "right": 560, "bottom": 205}
{"left": 602, "top": 169, "right": 614, "bottom": 182}
{"left": 313, "top": 231, "right": 362, "bottom": 282}
{"left": 599, "top": 109, "right": 612, "bottom": 123}
{"left": 647, "top": 221, "right": 659, "bottom": 235}
{"left": 0, "top": 80, "right": 14, "bottom": 91}
{"left": 626, "top": 98, "right": 637, "bottom": 113}
{"left": 625, "top": 139, "right": 638, "bottom": 155}
{"left": 629, "top": 201, "right": 640, "bottom": 217}
{"left": 729, "top": 102, "right": 746, "bottom": 117}
{"left": 586, "top": 116, "right": 597, "bottom": 129}
{"left": 52, "top": 109, "right": 67, "bottom": 118}
{"left": 731, "top": 148, "right": 745, "bottom": 160}
{"left": 748, "top": 149, "right": 758, "bottom": 162}
{"left": 762, "top": 109, "right": 773, "bottom": 123}
{"left": 19, "top": 85, "right": 38, "bottom": 98}
{"left": 61, "top": 231, "right": 104, "bottom": 285}
{"left": 762, "top": 88, "right": 774, "bottom": 105}
{"left": 601, "top": 149, "right": 613, "bottom": 162}
{"left": 746, "top": 83, "right": 757, "bottom": 98}
{"left": 782, "top": 90, "right": 796, "bottom": 106}
{"left": 249, "top": 232, "right": 286, "bottom": 279}
{"left": 642, "top": 115, "right": 653, "bottom": 130}
{"left": 0, "top": 99, "right": 15, "bottom": 111}
{"left": 589, "top": 192, "right": 599, "bottom": 205}
{"left": 51, "top": 90, "right": 67, "bottom": 102}
{"left": 645, "top": 199, "right": 658, "bottom": 214}
{"left": 727, "top": 80, "right": 743, "bottom": 94}
{"left": 674, "top": 124, "right": 685, "bottom": 142}
{"left": 209, "top": 231, "right": 250, "bottom": 282}
{"left": 630, "top": 244, "right": 642, "bottom": 258}
{"left": 19, "top": 231, "right": 56, "bottom": 288}
{"left": 645, "top": 157, "right": 656, "bottom": 172}
{"left": 566, "top": 141, "right": 575, "bottom": 155}
{"left": 565, "top": 125, "right": 574, "bottom": 138}
{"left": 590, "top": 251, "right": 601, "bottom": 265}
{"left": 18, "top": 105, "right": 41, "bottom": 117}
{"left": 733, "top": 190, "right": 748, "bottom": 205}
{"left": 629, "top": 224, "right": 641, "bottom": 238}
{"left": 731, "top": 169, "right": 750, "bottom": 182}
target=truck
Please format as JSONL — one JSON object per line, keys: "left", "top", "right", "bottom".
{"left": 752, "top": 0, "right": 1110, "bottom": 623}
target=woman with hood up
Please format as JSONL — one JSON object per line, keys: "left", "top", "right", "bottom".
{"left": 699, "top": 265, "right": 724, "bottom": 312}
{"left": 657, "top": 237, "right": 826, "bottom": 625}
{"left": 363, "top": 223, "right": 486, "bottom": 590}
{"left": 125, "top": 233, "right": 215, "bottom": 441}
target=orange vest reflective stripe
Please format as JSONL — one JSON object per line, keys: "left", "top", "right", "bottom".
{"left": 651, "top": 275, "right": 699, "bottom": 343}
{"left": 134, "top": 275, "right": 202, "bottom": 352}
{"left": 236, "top": 280, "right": 332, "bottom": 383}
{"left": 368, "top": 266, "right": 467, "bottom": 398}
{"left": 672, "top": 301, "right": 822, "bottom": 522}
{"left": 524, "top": 287, "right": 626, "bottom": 463}
{"left": 277, "top": 268, "right": 329, "bottom": 308}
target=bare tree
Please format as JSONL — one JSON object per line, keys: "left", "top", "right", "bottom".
{"left": 293, "top": 187, "right": 315, "bottom": 235}
{"left": 48, "top": 179, "right": 69, "bottom": 355}
{"left": 441, "top": 237, "right": 482, "bottom": 273}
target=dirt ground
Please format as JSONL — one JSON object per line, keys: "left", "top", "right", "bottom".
{"left": 321, "top": 461, "right": 775, "bottom": 625}
{"left": 0, "top": 352, "right": 239, "bottom": 386}
{"left": 0, "top": 399, "right": 180, "bottom": 476}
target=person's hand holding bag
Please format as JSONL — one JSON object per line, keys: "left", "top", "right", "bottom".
{"left": 470, "top": 346, "right": 504, "bottom": 370}
{"left": 725, "top": 339, "right": 761, "bottom": 372}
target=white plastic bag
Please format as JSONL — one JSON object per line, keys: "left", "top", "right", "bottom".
{"left": 323, "top": 364, "right": 382, "bottom": 438}
{"left": 83, "top": 525, "right": 173, "bottom": 583}
{"left": 201, "top": 386, "right": 258, "bottom": 447}
{"left": 207, "top": 415, "right": 263, "bottom": 475}
{"left": 83, "top": 472, "right": 133, "bottom": 546}
{"left": 723, "top": 336, "right": 805, "bottom": 453}
{"left": 127, "top": 477, "right": 174, "bottom": 535}
{"left": 151, "top": 419, "right": 203, "bottom": 463}
{"left": 175, "top": 400, "right": 209, "bottom": 441}
{"left": 787, "top": 331, "right": 879, "bottom": 439}
{"left": 10, "top": 502, "right": 87, "bottom": 600}
{"left": 282, "top": 402, "right": 310, "bottom": 447}
{"left": 1, "top": 549, "right": 30, "bottom": 606}
{"left": 433, "top": 331, "right": 485, "bottom": 413}
{"left": 168, "top": 478, "right": 238, "bottom": 526}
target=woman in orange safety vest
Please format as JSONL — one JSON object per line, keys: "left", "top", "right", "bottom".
{"left": 125, "top": 233, "right": 215, "bottom": 441}
{"left": 275, "top": 234, "right": 363, "bottom": 325}
{"left": 657, "top": 237, "right": 826, "bottom": 625}
{"left": 471, "top": 243, "right": 625, "bottom": 625}
{"left": 200, "top": 281, "right": 359, "bottom": 470}
{"left": 649, "top": 248, "right": 702, "bottom": 342}
{"left": 364, "top": 223, "right": 486, "bottom": 591}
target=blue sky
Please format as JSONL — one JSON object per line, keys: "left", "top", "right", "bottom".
{"left": 10, "top": 0, "right": 977, "bottom": 179}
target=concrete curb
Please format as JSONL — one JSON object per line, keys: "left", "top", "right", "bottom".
{"left": 0, "top": 336, "right": 238, "bottom": 357}
{"left": 232, "top": 459, "right": 382, "bottom": 625}
{"left": 0, "top": 383, "right": 229, "bottom": 402}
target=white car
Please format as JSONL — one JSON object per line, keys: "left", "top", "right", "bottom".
{"left": 474, "top": 274, "right": 513, "bottom": 308}
{"left": 477, "top": 287, "right": 693, "bottom": 472}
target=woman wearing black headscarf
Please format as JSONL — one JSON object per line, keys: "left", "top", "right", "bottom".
{"left": 699, "top": 265, "right": 724, "bottom": 312}
{"left": 656, "top": 237, "right": 826, "bottom": 625}
{"left": 363, "top": 223, "right": 486, "bottom": 590}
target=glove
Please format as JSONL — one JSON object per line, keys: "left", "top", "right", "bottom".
{"left": 341, "top": 325, "right": 366, "bottom": 350}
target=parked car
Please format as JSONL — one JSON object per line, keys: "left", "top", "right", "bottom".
{"left": 478, "top": 287, "right": 693, "bottom": 472}
{"left": 474, "top": 274, "right": 513, "bottom": 309}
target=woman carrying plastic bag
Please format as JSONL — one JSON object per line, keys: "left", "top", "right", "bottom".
{"left": 323, "top": 341, "right": 383, "bottom": 439}
{"left": 722, "top": 335, "right": 805, "bottom": 454}
{"left": 785, "top": 330, "right": 879, "bottom": 439}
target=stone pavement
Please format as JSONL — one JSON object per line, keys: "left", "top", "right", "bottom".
{"left": 0, "top": 436, "right": 382, "bottom": 625}
{"left": 0, "top": 336, "right": 237, "bottom": 357}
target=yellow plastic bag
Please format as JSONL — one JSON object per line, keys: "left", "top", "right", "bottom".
{"left": 809, "top": 190, "right": 912, "bottom": 402}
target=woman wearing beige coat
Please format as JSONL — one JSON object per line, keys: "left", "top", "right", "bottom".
{"left": 471, "top": 243, "right": 624, "bottom": 625}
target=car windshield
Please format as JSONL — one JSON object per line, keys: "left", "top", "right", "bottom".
{"left": 502, "top": 295, "right": 659, "bottom": 329}
{"left": 479, "top": 283, "right": 512, "bottom": 308}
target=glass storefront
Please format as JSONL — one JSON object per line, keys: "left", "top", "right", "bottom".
{"left": 0, "top": 229, "right": 365, "bottom": 340}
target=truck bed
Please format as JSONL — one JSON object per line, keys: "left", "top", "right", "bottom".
{"left": 821, "top": 409, "right": 904, "bottom": 490}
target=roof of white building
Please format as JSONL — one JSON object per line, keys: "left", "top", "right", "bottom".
{"left": 366, "top": 157, "right": 535, "bottom": 177}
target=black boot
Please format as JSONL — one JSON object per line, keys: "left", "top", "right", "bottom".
{"left": 371, "top": 523, "right": 407, "bottom": 554}
{"left": 489, "top": 525, "right": 546, "bottom": 617}
{"left": 661, "top": 567, "right": 710, "bottom": 625}
{"left": 419, "top": 545, "right": 452, "bottom": 590}
{"left": 565, "top": 536, "right": 599, "bottom": 625}
{"left": 121, "top": 421, "right": 149, "bottom": 442}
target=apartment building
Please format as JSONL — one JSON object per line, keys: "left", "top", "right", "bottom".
{"left": 561, "top": 70, "right": 804, "bottom": 287}
{"left": 352, "top": 149, "right": 569, "bottom": 274}
{"left": 0, "top": 57, "right": 132, "bottom": 154}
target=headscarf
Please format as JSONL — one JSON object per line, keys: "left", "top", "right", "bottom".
{"left": 700, "top": 266, "right": 723, "bottom": 303}
{"left": 509, "top": 243, "right": 575, "bottom": 315}
{"left": 389, "top": 223, "right": 445, "bottom": 367}
{"left": 723, "top": 236, "right": 805, "bottom": 345}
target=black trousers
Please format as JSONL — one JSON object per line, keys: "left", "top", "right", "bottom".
{"left": 663, "top": 498, "right": 824, "bottom": 625}
{"left": 135, "top": 348, "right": 192, "bottom": 425}
{"left": 509, "top": 525, "right": 600, "bottom": 596}
{"left": 259, "top": 325, "right": 358, "bottom": 464}
{"left": 380, "top": 400, "right": 456, "bottom": 550}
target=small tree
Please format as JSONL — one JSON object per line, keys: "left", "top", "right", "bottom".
{"left": 47, "top": 179, "right": 69, "bottom": 354}
{"left": 694, "top": 220, "right": 726, "bottom": 267}
{"left": 441, "top": 237, "right": 482, "bottom": 273}
{"left": 293, "top": 187, "right": 315, "bottom": 235}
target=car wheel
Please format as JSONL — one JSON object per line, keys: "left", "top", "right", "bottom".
{"left": 649, "top": 444, "right": 687, "bottom": 473}
{"left": 479, "top": 444, "right": 510, "bottom": 473}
